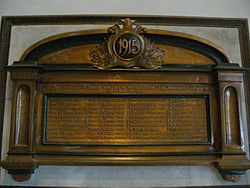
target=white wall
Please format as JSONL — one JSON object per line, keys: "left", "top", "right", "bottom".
{"left": 0, "top": 0, "right": 249, "bottom": 26}
{"left": 0, "top": 0, "right": 250, "bottom": 187}
{"left": 0, "top": 0, "right": 249, "bottom": 19}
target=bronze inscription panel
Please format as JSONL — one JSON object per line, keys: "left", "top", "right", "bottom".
{"left": 43, "top": 95, "right": 209, "bottom": 145}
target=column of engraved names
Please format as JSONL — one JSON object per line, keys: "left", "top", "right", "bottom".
{"left": 127, "top": 98, "right": 170, "bottom": 141}
{"left": 46, "top": 97, "right": 88, "bottom": 142}
{"left": 168, "top": 98, "right": 208, "bottom": 142}
{"left": 86, "top": 98, "right": 127, "bottom": 141}
{"left": 127, "top": 98, "right": 208, "bottom": 142}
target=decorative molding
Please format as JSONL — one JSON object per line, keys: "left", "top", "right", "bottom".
{"left": 15, "top": 85, "right": 30, "bottom": 146}
{"left": 224, "top": 86, "right": 241, "bottom": 146}
{"left": 89, "top": 18, "right": 165, "bottom": 69}
{"left": 0, "top": 15, "right": 250, "bottom": 187}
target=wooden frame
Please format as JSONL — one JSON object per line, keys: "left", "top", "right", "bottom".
{"left": 0, "top": 15, "right": 250, "bottom": 186}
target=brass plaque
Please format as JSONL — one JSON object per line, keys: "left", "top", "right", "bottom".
{"left": 43, "top": 95, "right": 209, "bottom": 145}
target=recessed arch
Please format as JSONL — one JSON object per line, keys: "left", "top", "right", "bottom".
{"left": 20, "top": 28, "right": 231, "bottom": 66}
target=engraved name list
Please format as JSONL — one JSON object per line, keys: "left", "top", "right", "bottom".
{"left": 44, "top": 95, "right": 209, "bottom": 145}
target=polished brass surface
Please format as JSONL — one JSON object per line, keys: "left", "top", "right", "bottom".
{"left": 45, "top": 95, "right": 208, "bottom": 144}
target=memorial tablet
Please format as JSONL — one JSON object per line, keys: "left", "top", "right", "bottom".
{"left": 1, "top": 17, "right": 250, "bottom": 182}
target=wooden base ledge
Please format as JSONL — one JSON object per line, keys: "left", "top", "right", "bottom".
{"left": 1, "top": 154, "right": 250, "bottom": 182}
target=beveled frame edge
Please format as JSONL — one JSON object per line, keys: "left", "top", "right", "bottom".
{"left": 0, "top": 15, "right": 249, "bottom": 187}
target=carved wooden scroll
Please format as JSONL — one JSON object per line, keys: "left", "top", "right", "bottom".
{"left": 1, "top": 18, "right": 250, "bottom": 182}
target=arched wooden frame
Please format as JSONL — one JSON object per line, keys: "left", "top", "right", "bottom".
{"left": 20, "top": 29, "right": 230, "bottom": 66}
{"left": 0, "top": 16, "right": 250, "bottom": 185}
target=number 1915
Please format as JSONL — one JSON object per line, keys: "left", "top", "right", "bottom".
{"left": 118, "top": 39, "right": 140, "bottom": 56}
